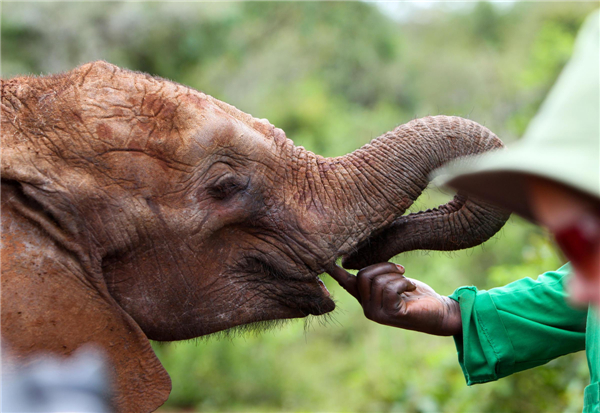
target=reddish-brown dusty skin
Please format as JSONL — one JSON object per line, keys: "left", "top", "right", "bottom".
{"left": 1, "top": 61, "right": 509, "bottom": 412}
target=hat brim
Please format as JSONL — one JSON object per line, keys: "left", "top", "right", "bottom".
{"left": 436, "top": 143, "right": 600, "bottom": 222}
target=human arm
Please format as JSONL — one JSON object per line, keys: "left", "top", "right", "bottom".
{"left": 451, "top": 263, "right": 587, "bottom": 384}
{"left": 328, "top": 263, "right": 588, "bottom": 384}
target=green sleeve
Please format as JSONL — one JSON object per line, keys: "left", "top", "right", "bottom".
{"left": 449, "top": 263, "right": 588, "bottom": 385}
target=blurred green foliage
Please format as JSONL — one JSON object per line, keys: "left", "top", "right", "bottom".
{"left": 2, "top": 2, "right": 596, "bottom": 412}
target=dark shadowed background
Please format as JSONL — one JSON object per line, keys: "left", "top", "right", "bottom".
{"left": 2, "top": 2, "right": 597, "bottom": 412}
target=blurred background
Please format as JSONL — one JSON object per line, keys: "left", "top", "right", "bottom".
{"left": 2, "top": 2, "right": 597, "bottom": 412}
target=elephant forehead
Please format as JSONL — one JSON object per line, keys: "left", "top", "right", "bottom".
{"left": 80, "top": 85, "right": 278, "bottom": 166}
{"left": 177, "top": 92, "right": 280, "bottom": 153}
{"left": 76, "top": 81, "right": 189, "bottom": 161}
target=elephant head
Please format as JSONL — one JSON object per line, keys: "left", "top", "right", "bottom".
{"left": 1, "top": 61, "right": 509, "bottom": 412}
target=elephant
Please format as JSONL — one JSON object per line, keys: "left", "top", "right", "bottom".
{"left": 1, "top": 61, "right": 509, "bottom": 412}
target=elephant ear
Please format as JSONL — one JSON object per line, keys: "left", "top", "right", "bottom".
{"left": 2, "top": 65, "right": 171, "bottom": 412}
{"left": 1, "top": 180, "right": 171, "bottom": 412}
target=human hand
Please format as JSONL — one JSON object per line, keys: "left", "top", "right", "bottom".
{"left": 328, "top": 263, "right": 462, "bottom": 336}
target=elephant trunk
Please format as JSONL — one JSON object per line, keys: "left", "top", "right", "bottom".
{"left": 299, "top": 115, "right": 510, "bottom": 270}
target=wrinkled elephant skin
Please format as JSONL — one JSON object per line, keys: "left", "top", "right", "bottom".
{"left": 1, "top": 62, "right": 509, "bottom": 412}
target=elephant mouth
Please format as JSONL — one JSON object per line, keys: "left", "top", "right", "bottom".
{"left": 242, "top": 257, "right": 334, "bottom": 316}
{"left": 316, "top": 277, "right": 330, "bottom": 297}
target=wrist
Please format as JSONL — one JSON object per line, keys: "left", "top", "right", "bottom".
{"left": 441, "top": 296, "right": 462, "bottom": 336}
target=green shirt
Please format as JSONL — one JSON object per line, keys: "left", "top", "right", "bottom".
{"left": 450, "top": 264, "right": 599, "bottom": 413}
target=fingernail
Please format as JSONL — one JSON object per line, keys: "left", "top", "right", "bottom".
{"left": 396, "top": 264, "right": 405, "bottom": 272}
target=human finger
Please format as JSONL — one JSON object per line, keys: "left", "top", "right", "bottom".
{"left": 369, "top": 273, "right": 407, "bottom": 309}
{"left": 327, "top": 264, "right": 360, "bottom": 300}
{"left": 382, "top": 278, "right": 417, "bottom": 312}
{"left": 357, "top": 262, "right": 405, "bottom": 303}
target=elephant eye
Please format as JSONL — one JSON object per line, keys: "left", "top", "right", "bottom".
{"left": 208, "top": 176, "right": 248, "bottom": 201}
